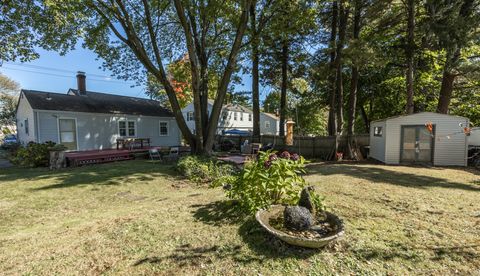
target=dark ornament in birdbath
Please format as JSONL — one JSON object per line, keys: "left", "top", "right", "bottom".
{"left": 283, "top": 206, "right": 314, "bottom": 231}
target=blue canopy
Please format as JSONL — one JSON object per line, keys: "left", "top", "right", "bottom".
{"left": 223, "top": 129, "right": 250, "bottom": 136}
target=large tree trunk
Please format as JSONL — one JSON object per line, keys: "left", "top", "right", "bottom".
{"left": 360, "top": 104, "right": 369, "bottom": 133}
{"left": 437, "top": 69, "right": 456, "bottom": 114}
{"left": 335, "top": 0, "right": 348, "bottom": 134}
{"left": 327, "top": 1, "right": 338, "bottom": 136}
{"left": 203, "top": 0, "right": 253, "bottom": 154}
{"left": 436, "top": 0, "right": 473, "bottom": 114}
{"left": 347, "top": 0, "right": 362, "bottom": 159}
{"left": 405, "top": 0, "right": 415, "bottom": 114}
{"left": 279, "top": 39, "right": 288, "bottom": 137}
{"left": 250, "top": 4, "right": 260, "bottom": 140}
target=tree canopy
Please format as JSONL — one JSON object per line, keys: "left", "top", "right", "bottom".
{"left": 2, "top": 0, "right": 480, "bottom": 149}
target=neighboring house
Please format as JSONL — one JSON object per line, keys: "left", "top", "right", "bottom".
{"left": 370, "top": 112, "right": 469, "bottom": 166}
{"left": 182, "top": 101, "right": 281, "bottom": 135}
{"left": 16, "top": 72, "right": 181, "bottom": 151}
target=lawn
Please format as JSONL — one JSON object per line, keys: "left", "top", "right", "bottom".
{"left": 0, "top": 160, "right": 479, "bottom": 275}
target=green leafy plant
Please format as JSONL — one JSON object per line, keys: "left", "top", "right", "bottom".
{"left": 309, "top": 190, "right": 326, "bottom": 215}
{"left": 11, "top": 141, "right": 56, "bottom": 167}
{"left": 224, "top": 150, "right": 308, "bottom": 214}
{"left": 176, "top": 155, "right": 236, "bottom": 184}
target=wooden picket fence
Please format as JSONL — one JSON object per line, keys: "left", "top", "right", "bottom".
{"left": 216, "top": 134, "right": 370, "bottom": 159}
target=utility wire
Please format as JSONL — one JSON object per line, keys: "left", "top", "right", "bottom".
{"left": 4, "top": 61, "right": 114, "bottom": 79}
{"left": 0, "top": 66, "right": 136, "bottom": 85}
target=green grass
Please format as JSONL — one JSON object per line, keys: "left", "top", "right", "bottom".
{"left": 0, "top": 160, "right": 479, "bottom": 275}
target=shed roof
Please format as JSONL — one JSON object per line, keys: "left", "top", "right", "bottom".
{"left": 22, "top": 89, "right": 174, "bottom": 117}
{"left": 371, "top": 112, "right": 468, "bottom": 123}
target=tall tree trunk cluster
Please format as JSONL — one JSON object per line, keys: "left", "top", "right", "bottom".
{"left": 405, "top": 0, "right": 415, "bottom": 114}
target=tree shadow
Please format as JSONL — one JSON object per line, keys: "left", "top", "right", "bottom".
{"left": 237, "top": 218, "right": 319, "bottom": 260}
{"left": 191, "top": 200, "right": 248, "bottom": 226}
{"left": 0, "top": 160, "right": 179, "bottom": 190}
{"left": 307, "top": 163, "right": 480, "bottom": 192}
{"left": 133, "top": 243, "right": 244, "bottom": 267}
{"left": 191, "top": 200, "right": 319, "bottom": 260}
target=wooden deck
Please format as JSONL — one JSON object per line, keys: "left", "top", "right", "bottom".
{"left": 64, "top": 146, "right": 191, "bottom": 167}
{"left": 65, "top": 147, "right": 157, "bottom": 167}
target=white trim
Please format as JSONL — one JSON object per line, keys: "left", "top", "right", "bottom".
{"left": 57, "top": 117, "right": 79, "bottom": 151}
{"left": 265, "top": 120, "right": 270, "bottom": 128}
{"left": 159, "top": 120, "right": 169, "bottom": 136}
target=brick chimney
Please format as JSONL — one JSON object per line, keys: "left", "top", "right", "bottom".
{"left": 76, "top": 71, "right": 86, "bottom": 95}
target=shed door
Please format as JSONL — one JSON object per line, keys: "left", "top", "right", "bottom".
{"left": 59, "top": 119, "right": 77, "bottom": 151}
{"left": 401, "top": 125, "right": 433, "bottom": 163}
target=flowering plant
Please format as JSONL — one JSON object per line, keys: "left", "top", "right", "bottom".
{"left": 225, "top": 150, "right": 308, "bottom": 213}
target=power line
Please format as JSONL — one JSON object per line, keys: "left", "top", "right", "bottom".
{"left": 0, "top": 66, "right": 136, "bottom": 85}
{"left": 4, "top": 61, "right": 114, "bottom": 79}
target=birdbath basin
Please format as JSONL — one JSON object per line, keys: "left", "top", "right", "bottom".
{"left": 255, "top": 205, "right": 345, "bottom": 249}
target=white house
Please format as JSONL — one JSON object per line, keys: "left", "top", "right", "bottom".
{"left": 182, "top": 101, "right": 281, "bottom": 135}
{"left": 16, "top": 72, "right": 181, "bottom": 151}
{"left": 370, "top": 112, "right": 469, "bottom": 166}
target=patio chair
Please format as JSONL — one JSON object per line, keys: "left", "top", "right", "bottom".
{"left": 149, "top": 148, "right": 162, "bottom": 161}
{"left": 163, "top": 147, "right": 179, "bottom": 163}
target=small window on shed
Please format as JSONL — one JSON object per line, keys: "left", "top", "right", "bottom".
{"left": 374, "top": 126, "right": 383, "bottom": 137}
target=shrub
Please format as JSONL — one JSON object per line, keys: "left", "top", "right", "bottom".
{"left": 11, "top": 141, "right": 57, "bottom": 167}
{"left": 223, "top": 150, "right": 308, "bottom": 214}
{"left": 176, "top": 155, "right": 236, "bottom": 184}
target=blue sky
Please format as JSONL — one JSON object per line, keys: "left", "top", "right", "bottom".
{"left": 0, "top": 46, "right": 259, "bottom": 99}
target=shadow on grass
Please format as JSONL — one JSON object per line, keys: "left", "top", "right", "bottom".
{"left": 238, "top": 218, "right": 318, "bottom": 260}
{"left": 0, "top": 160, "right": 179, "bottom": 190}
{"left": 191, "top": 200, "right": 248, "bottom": 226}
{"left": 307, "top": 163, "right": 480, "bottom": 192}
{"left": 133, "top": 243, "right": 246, "bottom": 267}
{"left": 191, "top": 200, "right": 317, "bottom": 260}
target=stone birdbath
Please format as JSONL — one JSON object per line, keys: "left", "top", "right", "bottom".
{"left": 255, "top": 187, "right": 344, "bottom": 249}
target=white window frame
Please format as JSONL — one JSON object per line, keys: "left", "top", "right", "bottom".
{"left": 118, "top": 120, "right": 136, "bottom": 137}
{"left": 374, "top": 126, "right": 383, "bottom": 137}
{"left": 265, "top": 121, "right": 271, "bottom": 128}
{"left": 248, "top": 113, "right": 252, "bottom": 121}
{"left": 159, "top": 121, "right": 169, "bottom": 136}
{"left": 240, "top": 112, "right": 243, "bottom": 121}
{"left": 187, "top": 111, "right": 194, "bottom": 121}
{"left": 234, "top": 112, "right": 238, "bottom": 121}
{"left": 57, "top": 117, "right": 79, "bottom": 151}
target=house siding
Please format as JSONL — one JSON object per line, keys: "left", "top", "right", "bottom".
{"left": 260, "top": 113, "right": 280, "bottom": 135}
{"left": 370, "top": 120, "right": 386, "bottom": 163}
{"left": 36, "top": 110, "right": 181, "bottom": 151}
{"left": 16, "top": 92, "right": 36, "bottom": 144}
{"left": 382, "top": 112, "right": 468, "bottom": 166}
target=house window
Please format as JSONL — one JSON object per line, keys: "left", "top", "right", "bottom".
{"left": 240, "top": 112, "right": 243, "bottom": 121}
{"left": 234, "top": 112, "right": 238, "bottom": 121}
{"left": 248, "top": 114, "right": 252, "bottom": 121}
{"left": 187, "top": 111, "right": 194, "bottom": 121}
{"left": 265, "top": 121, "right": 270, "bottom": 128}
{"left": 374, "top": 126, "right": 383, "bottom": 137}
{"left": 24, "top": 119, "right": 29, "bottom": 135}
{"left": 119, "top": 120, "right": 136, "bottom": 137}
{"left": 222, "top": 112, "right": 228, "bottom": 121}
{"left": 159, "top": 121, "right": 169, "bottom": 136}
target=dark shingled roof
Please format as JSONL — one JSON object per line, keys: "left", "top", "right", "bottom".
{"left": 22, "top": 89, "right": 174, "bottom": 117}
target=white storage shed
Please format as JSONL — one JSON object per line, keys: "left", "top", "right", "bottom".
{"left": 370, "top": 112, "right": 469, "bottom": 166}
